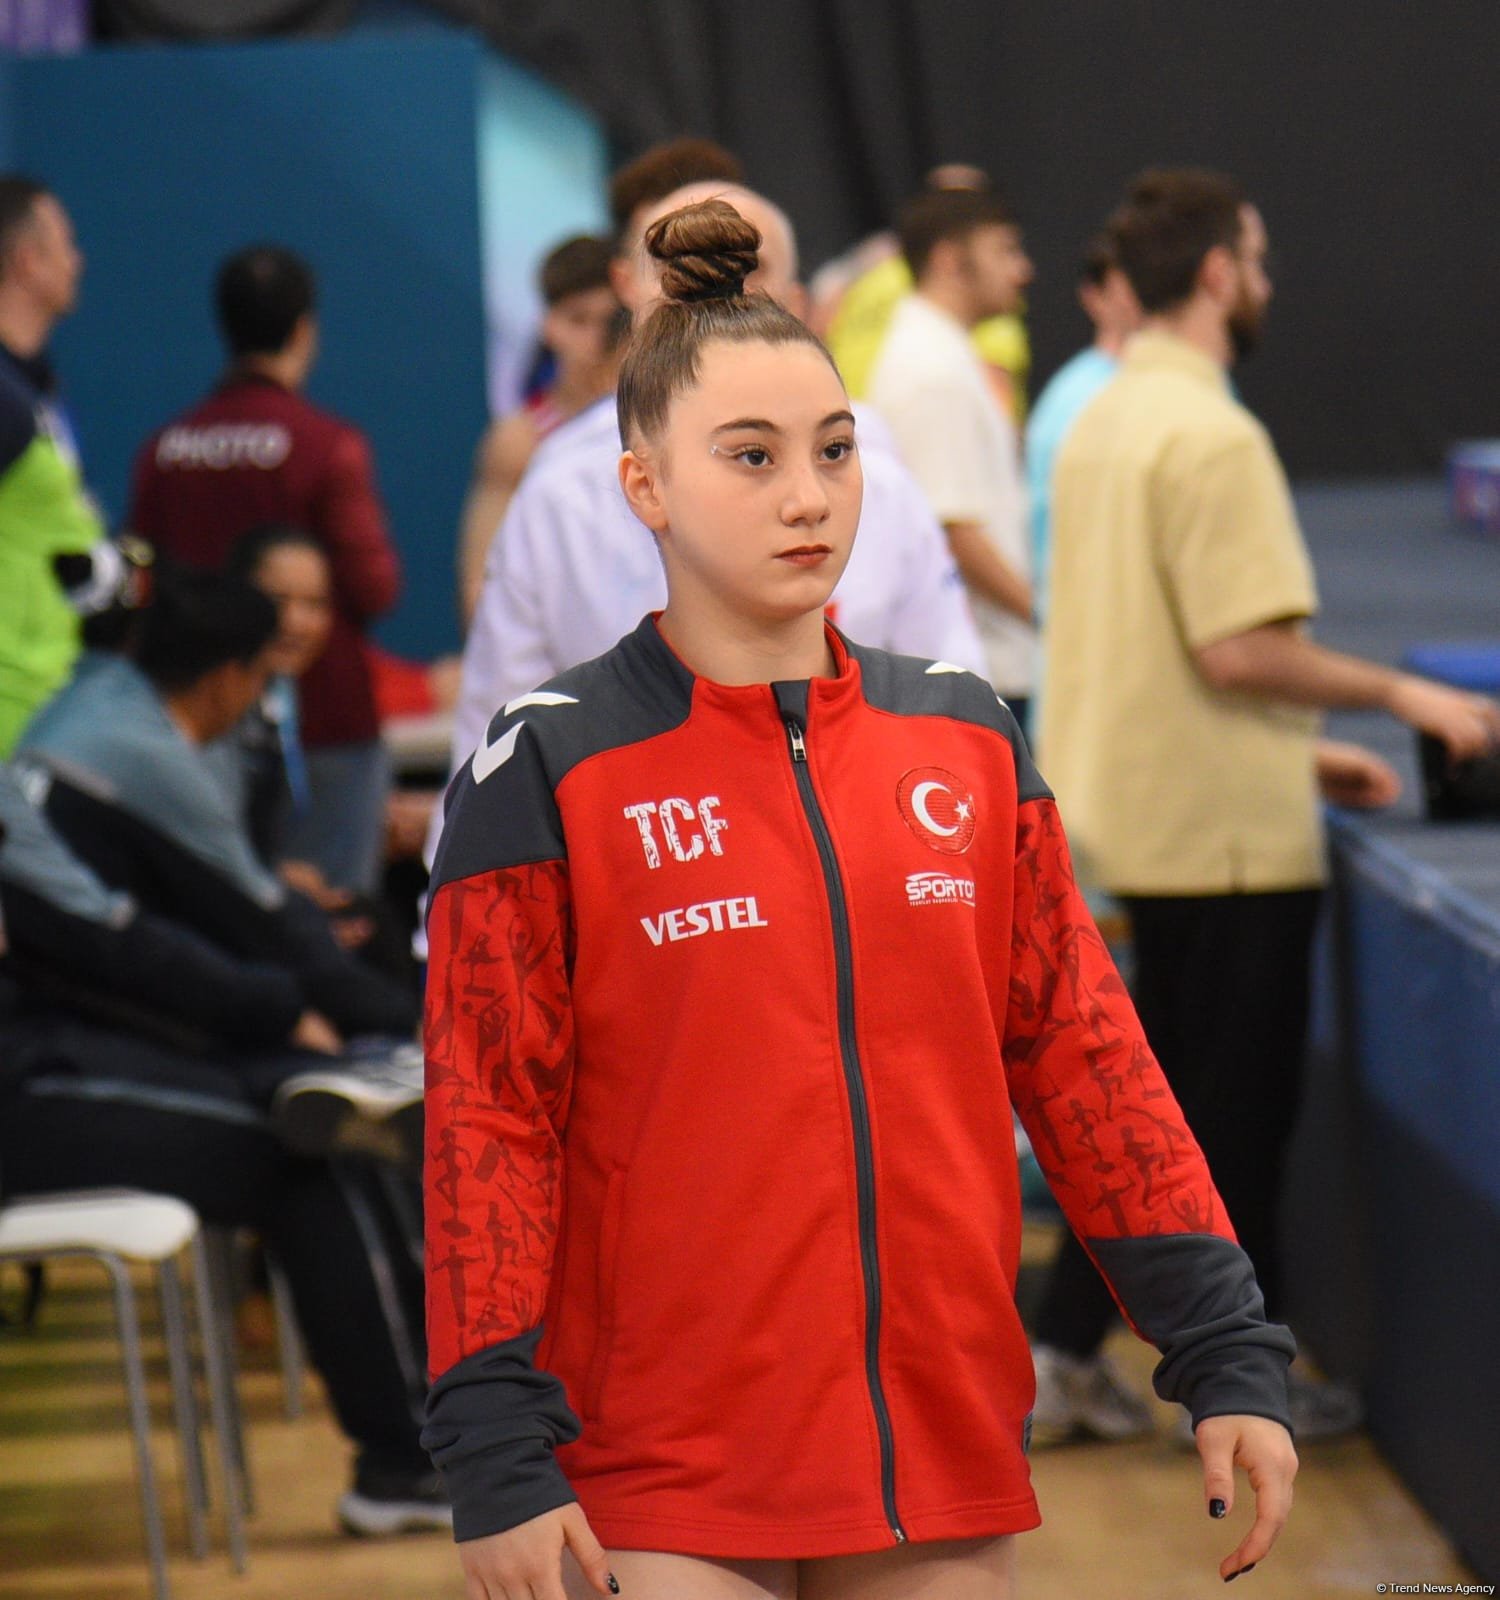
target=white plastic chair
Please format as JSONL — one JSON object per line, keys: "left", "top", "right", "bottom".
{"left": 0, "top": 1188, "right": 248, "bottom": 1600}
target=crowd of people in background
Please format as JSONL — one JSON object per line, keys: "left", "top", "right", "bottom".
{"left": 2, "top": 130, "right": 1498, "bottom": 1551}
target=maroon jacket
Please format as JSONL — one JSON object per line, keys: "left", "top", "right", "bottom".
{"left": 129, "top": 373, "right": 401, "bottom": 747}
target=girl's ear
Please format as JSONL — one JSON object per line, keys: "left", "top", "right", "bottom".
{"left": 619, "top": 448, "right": 669, "bottom": 534}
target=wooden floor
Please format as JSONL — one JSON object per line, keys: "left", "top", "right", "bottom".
{"left": 0, "top": 1248, "right": 1476, "bottom": 1600}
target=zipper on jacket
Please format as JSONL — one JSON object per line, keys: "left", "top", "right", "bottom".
{"left": 774, "top": 681, "right": 906, "bottom": 1544}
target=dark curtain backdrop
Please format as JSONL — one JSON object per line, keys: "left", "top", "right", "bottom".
{"left": 96, "top": 0, "right": 1500, "bottom": 475}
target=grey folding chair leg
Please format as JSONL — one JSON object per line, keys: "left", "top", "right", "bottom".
{"left": 201, "top": 1229, "right": 254, "bottom": 1519}
{"left": 158, "top": 1257, "right": 210, "bottom": 1560}
{"left": 102, "top": 1252, "right": 172, "bottom": 1600}
{"left": 190, "top": 1232, "right": 249, "bottom": 1574}
{"left": 264, "top": 1254, "right": 305, "bottom": 1420}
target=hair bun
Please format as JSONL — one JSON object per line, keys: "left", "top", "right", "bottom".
{"left": 646, "top": 197, "right": 761, "bottom": 304}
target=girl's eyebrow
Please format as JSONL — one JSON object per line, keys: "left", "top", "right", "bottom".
{"left": 711, "top": 417, "right": 780, "bottom": 435}
{"left": 711, "top": 410, "right": 856, "bottom": 436}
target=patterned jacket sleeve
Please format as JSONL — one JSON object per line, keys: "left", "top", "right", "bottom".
{"left": 421, "top": 720, "right": 583, "bottom": 1542}
{"left": 1003, "top": 781, "right": 1295, "bottom": 1431}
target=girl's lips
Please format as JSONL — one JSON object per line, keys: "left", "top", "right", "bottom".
{"left": 776, "top": 545, "right": 833, "bottom": 565}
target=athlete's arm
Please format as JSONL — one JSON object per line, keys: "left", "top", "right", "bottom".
{"left": 1002, "top": 785, "right": 1295, "bottom": 1422}
{"left": 1195, "top": 619, "right": 1500, "bottom": 762}
{"left": 424, "top": 718, "right": 601, "bottom": 1582}
{"left": 997, "top": 735, "right": 1295, "bottom": 1571}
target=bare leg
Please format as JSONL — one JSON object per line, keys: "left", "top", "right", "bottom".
{"left": 562, "top": 1547, "right": 798, "bottom": 1600}
{"left": 799, "top": 1536, "right": 1017, "bottom": 1600}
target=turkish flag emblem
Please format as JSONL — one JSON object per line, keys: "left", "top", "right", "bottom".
{"left": 896, "top": 767, "right": 977, "bottom": 854}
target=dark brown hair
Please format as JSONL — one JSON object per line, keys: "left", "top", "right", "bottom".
{"left": 227, "top": 522, "right": 326, "bottom": 584}
{"left": 216, "top": 243, "right": 316, "bottom": 358}
{"left": 1078, "top": 230, "right": 1120, "bottom": 289}
{"left": 616, "top": 199, "right": 834, "bottom": 447}
{"left": 896, "top": 187, "right": 1016, "bottom": 281}
{"left": 608, "top": 138, "right": 745, "bottom": 242}
{"left": 0, "top": 175, "right": 49, "bottom": 269}
{"left": 538, "top": 234, "right": 613, "bottom": 306}
{"left": 1110, "top": 168, "right": 1247, "bottom": 313}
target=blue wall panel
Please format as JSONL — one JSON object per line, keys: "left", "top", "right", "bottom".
{"left": 7, "top": 34, "right": 489, "bottom": 656}
{"left": 476, "top": 51, "right": 610, "bottom": 412}
{"left": 0, "top": 57, "right": 15, "bottom": 166}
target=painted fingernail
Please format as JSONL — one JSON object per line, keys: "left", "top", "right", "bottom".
{"left": 608, "top": 1576, "right": 621, "bottom": 1595}
{"left": 1224, "top": 1564, "right": 1256, "bottom": 1583}
{"left": 1209, "top": 1497, "right": 1227, "bottom": 1519}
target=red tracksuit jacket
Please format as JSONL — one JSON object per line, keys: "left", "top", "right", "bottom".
{"left": 422, "top": 617, "right": 1293, "bottom": 1555}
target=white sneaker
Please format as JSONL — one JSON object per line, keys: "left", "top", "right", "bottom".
{"left": 337, "top": 1462, "right": 452, "bottom": 1537}
{"left": 273, "top": 1046, "right": 424, "bottom": 1164}
{"left": 1031, "top": 1344, "right": 1155, "bottom": 1446}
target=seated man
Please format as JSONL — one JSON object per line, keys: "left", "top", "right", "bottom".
{"left": 0, "top": 763, "right": 444, "bottom": 1533}
{"left": 15, "top": 562, "right": 417, "bottom": 1045}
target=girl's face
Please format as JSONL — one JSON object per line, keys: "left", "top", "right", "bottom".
{"left": 253, "top": 543, "right": 334, "bottom": 679}
{"left": 620, "top": 339, "right": 862, "bottom": 629}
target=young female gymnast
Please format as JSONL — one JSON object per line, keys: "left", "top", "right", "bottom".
{"left": 423, "top": 198, "right": 1297, "bottom": 1600}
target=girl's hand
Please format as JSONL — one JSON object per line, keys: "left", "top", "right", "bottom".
{"left": 1193, "top": 1413, "right": 1298, "bottom": 1581}
{"left": 458, "top": 1503, "right": 617, "bottom": 1600}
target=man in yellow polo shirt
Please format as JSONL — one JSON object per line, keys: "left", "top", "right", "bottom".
{"left": 1032, "top": 167, "right": 1500, "bottom": 1444}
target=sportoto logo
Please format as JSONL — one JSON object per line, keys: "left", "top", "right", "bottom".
{"left": 896, "top": 767, "right": 976, "bottom": 854}
{"left": 906, "top": 871, "right": 976, "bottom": 907}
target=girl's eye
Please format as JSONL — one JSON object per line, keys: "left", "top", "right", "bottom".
{"left": 822, "top": 437, "right": 856, "bottom": 463}
{"left": 732, "top": 446, "right": 772, "bottom": 468}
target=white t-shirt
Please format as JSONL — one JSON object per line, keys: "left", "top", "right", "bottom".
{"left": 868, "top": 293, "right": 1035, "bottom": 696}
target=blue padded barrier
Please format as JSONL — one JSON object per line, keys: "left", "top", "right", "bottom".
{"left": 1287, "top": 812, "right": 1500, "bottom": 1583}
{"left": 1401, "top": 643, "right": 1500, "bottom": 692}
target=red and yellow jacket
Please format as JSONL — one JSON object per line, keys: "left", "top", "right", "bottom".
{"left": 422, "top": 617, "right": 1293, "bottom": 1555}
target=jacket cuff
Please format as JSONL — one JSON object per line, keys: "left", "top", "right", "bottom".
{"left": 444, "top": 1434, "right": 578, "bottom": 1543}
{"left": 1088, "top": 1233, "right": 1296, "bottom": 1433}
{"left": 1172, "top": 1332, "right": 1296, "bottom": 1435}
{"left": 422, "top": 1326, "right": 582, "bottom": 1543}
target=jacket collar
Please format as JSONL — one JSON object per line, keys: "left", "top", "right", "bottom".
{"left": 625, "top": 612, "right": 863, "bottom": 723}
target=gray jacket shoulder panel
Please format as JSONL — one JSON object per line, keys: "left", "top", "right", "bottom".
{"left": 429, "top": 619, "right": 694, "bottom": 895}
{"left": 844, "top": 638, "right": 1052, "bottom": 805}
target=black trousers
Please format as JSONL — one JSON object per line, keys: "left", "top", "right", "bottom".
{"left": 0, "top": 1017, "right": 429, "bottom": 1472}
{"left": 1031, "top": 888, "right": 1322, "bottom": 1356}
